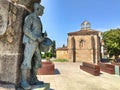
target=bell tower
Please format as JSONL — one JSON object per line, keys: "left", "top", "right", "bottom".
{"left": 81, "top": 21, "right": 91, "bottom": 30}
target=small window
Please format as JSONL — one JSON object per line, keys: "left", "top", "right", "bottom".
{"left": 79, "top": 39, "right": 85, "bottom": 48}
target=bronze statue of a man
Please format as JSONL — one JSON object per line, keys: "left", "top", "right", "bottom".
{"left": 20, "top": 3, "right": 45, "bottom": 89}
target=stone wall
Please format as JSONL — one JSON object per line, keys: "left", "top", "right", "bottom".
{"left": 56, "top": 50, "right": 68, "bottom": 60}
{"left": 0, "top": 0, "right": 40, "bottom": 87}
{"left": 0, "top": 0, "right": 27, "bottom": 85}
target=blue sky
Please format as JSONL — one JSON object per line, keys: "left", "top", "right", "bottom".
{"left": 41, "top": 0, "right": 120, "bottom": 48}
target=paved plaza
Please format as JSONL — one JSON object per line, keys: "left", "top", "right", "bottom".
{"left": 38, "top": 62, "right": 120, "bottom": 90}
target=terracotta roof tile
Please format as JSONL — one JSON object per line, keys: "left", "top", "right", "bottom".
{"left": 68, "top": 29, "right": 100, "bottom": 36}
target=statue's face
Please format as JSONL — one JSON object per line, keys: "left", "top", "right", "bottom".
{"left": 36, "top": 7, "right": 44, "bottom": 16}
{"left": 34, "top": 3, "right": 44, "bottom": 16}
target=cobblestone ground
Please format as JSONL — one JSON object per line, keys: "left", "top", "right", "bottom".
{"left": 38, "top": 62, "right": 120, "bottom": 90}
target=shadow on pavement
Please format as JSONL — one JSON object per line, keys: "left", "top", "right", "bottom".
{"left": 49, "top": 88, "right": 55, "bottom": 90}
{"left": 54, "top": 68, "right": 60, "bottom": 75}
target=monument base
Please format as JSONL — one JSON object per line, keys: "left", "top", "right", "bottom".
{"left": 0, "top": 83, "right": 50, "bottom": 90}
{"left": 32, "top": 83, "right": 50, "bottom": 90}
{"left": 0, "top": 83, "right": 15, "bottom": 90}
{"left": 17, "top": 83, "right": 50, "bottom": 90}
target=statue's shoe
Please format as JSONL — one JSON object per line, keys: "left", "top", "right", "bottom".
{"left": 30, "top": 80, "right": 44, "bottom": 85}
{"left": 21, "top": 81, "right": 31, "bottom": 89}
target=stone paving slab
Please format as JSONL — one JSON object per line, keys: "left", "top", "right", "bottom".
{"left": 37, "top": 62, "right": 120, "bottom": 90}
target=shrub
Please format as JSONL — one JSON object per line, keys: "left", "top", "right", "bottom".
{"left": 41, "top": 52, "right": 54, "bottom": 59}
{"left": 41, "top": 53, "right": 46, "bottom": 59}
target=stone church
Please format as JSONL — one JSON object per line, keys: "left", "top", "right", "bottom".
{"left": 56, "top": 21, "right": 102, "bottom": 63}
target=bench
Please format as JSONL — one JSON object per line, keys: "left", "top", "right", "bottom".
{"left": 98, "top": 63, "right": 115, "bottom": 74}
{"left": 80, "top": 62, "right": 100, "bottom": 76}
{"left": 111, "top": 62, "right": 120, "bottom": 66}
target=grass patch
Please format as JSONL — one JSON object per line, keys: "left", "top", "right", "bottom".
{"left": 52, "top": 59, "right": 69, "bottom": 62}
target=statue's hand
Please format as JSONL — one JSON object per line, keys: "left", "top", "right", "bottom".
{"left": 37, "top": 37, "right": 44, "bottom": 42}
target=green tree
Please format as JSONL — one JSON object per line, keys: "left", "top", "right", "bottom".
{"left": 102, "top": 29, "right": 120, "bottom": 60}
{"left": 49, "top": 40, "right": 56, "bottom": 57}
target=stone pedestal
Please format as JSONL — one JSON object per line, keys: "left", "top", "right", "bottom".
{"left": 0, "top": 83, "right": 50, "bottom": 90}
{"left": 0, "top": 83, "right": 15, "bottom": 90}
{"left": 17, "top": 83, "right": 50, "bottom": 90}
{"left": 32, "top": 83, "right": 50, "bottom": 90}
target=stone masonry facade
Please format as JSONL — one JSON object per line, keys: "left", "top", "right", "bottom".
{"left": 56, "top": 21, "right": 102, "bottom": 63}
